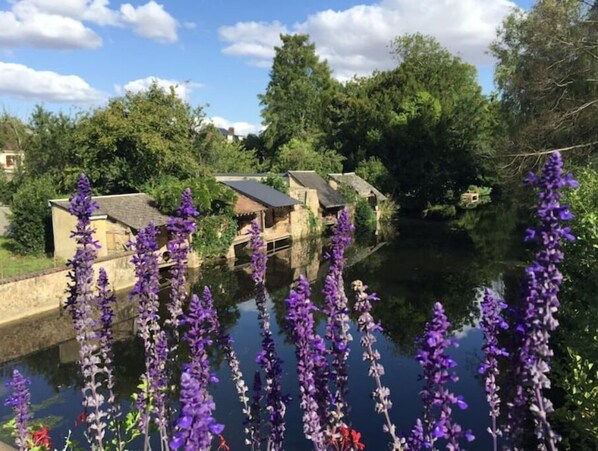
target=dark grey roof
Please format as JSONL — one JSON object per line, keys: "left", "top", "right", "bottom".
{"left": 50, "top": 193, "right": 169, "bottom": 230}
{"left": 288, "top": 171, "right": 347, "bottom": 209}
{"left": 220, "top": 180, "right": 300, "bottom": 208}
{"left": 329, "top": 172, "right": 387, "bottom": 201}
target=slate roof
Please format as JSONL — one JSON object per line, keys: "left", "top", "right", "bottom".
{"left": 288, "top": 171, "right": 347, "bottom": 209}
{"left": 50, "top": 193, "right": 169, "bottom": 230}
{"left": 329, "top": 172, "right": 387, "bottom": 201}
{"left": 221, "top": 180, "right": 300, "bottom": 209}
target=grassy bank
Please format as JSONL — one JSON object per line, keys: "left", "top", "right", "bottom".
{"left": 0, "top": 237, "right": 62, "bottom": 280}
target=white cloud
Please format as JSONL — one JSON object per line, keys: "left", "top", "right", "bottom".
{"left": 210, "top": 116, "right": 261, "bottom": 136}
{"left": 0, "top": 3, "right": 102, "bottom": 49}
{"left": 0, "top": 0, "right": 179, "bottom": 49}
{"left": 115, "top": 76, "right": 201, "bottom": 100}
{"left": 120, "top": 1, "right": 178, "bottom": 43}
{"left": 219, "top": 21, "right": 288, "bottom": 67}
{"left": 0, "top": 61, "right": 106, "bottom": 103}
{"left": 219, "top": 0, "right": 517, "bottom": 80}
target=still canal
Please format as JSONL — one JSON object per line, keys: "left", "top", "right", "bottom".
{"left": 0, "top": 204, "right": 528, "bottom": 450}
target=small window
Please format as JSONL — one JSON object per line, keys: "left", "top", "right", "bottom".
{"left": 5, "top": 156, "right": 15, "bottom": 167}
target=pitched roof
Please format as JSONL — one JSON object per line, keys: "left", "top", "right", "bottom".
{"left": 329, "top": 172, "right": 387, "bottom": 201}
{"left": 234, "top": 193, "right": 267, "bottom": 216}
{"left": 288, "top": 171, "right": 347, "bottom": 209}
{"left": 50, "top": 193, "right": 169, "bottom": 230}
{"left": 220, "top": 180, "right": 300, "bottom": 209}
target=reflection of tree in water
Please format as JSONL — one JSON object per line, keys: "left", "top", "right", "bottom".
{"left": 345, "top": 206, "right": 522, "bottom": 354}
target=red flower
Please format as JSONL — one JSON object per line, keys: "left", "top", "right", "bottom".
{"left": 29, "top": 425, "right": 52, "bottom": 450}
{"left": 217, "top": 434, "right": 231, "bottom": 451}
{"left": 328, "top": 425, "right": 366, "bottom": 451}
{"left": 74, "top": 411, "right": 87, "bottom": 426}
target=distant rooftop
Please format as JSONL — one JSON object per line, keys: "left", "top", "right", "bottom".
{"left": 221, "top": 180, "right": 300, "bottom": 209}
{"left": 329, "top": 172, "right": 387, "bottom": 201}
{"left": 288, "top": 171, "right": 347, "bottom": 209}
{"left": 50, "top": 193, "right": 169, "bottom": 230}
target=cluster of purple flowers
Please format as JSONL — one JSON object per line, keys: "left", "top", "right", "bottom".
{"left": 409, "top": 302, "right": 473, "bottom": 450}
{"left": 166, "top": 188, "right": 199, "bottom": 334}
{"left": 478, "top": 288, "right": 508, "bottom": 450}
{"left": 171, "top": 288, "right": 224, "bottom": 450}
{"left": 4, "top": 369, "right": 31, "bottom": 450}
{"left": 248, "top": 220, "right": 287, "bottom": 449}
{"left": 506, "top": 151, "right": 577, "bottom": 449}
{"left": 2, "top": 152, "right": 579, "bottom": 451}
{"left": 322, "top": 208, "right": 354, "bottom": 421}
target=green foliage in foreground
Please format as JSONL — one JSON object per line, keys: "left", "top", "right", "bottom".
{"left": 193, "top": 214, "right": 238, "bottom": 258}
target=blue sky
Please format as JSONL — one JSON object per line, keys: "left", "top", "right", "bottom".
{"left": 0, "top": 0, "right": 533, "bottom": 135}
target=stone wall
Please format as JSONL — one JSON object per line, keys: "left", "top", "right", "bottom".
{"left": 0, "top": 252, "right": 137, "bottom": 327}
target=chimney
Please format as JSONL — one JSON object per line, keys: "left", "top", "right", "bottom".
{"left": 227, "top": 127, "right": 235, "bottom": 142}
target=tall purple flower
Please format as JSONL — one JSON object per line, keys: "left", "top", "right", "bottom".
{"left": 352, "top": 280, "right": 403, "bottom": 450}
{"left": 4, "top": 369, "right": 31, "bottom": 450}
{"left": 171, "top": 288, "right": 223, "bottom": 450}
{"left": 96, "top": 268, "right": 120, "bottom": 426}
{"left": 285, "top": 275, "right": 326, "bottom": 449}
{"left": 130, "top": 223, "right": 169, "bottom": 448}
{"left": 66, "top": 174, "right": 107, "bottom": 449}
{"left": 248, "top": 220, "right": 287, "bottom": 449}
{"left": 321, "top": 208, "right": 354, "bottom": 421}
{"left": 166, "top": 188, "right": 199, "bottom": 334}
{"left": 507, "top": 151, "right": 577, "bottom": 449}
{"left": 479, "top": 288, "right": 508, "bottom": 451}
{"left": 410, "top": 302, "right": 473, "bottom": 450}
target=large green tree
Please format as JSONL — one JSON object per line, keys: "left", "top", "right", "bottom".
{"left": 324, "top": 34, "right": 495, "bottom": 209}
{"left": 75, "top": 83, "right": 202, "bottom": 194}
{"left": 25, "top": 106, "right": 79, "bottom": 192}
{"left": 259, "top": 34, "right": 337, "bottom": 153}
{"left": 492, "top": 0, "right": 598, "bottom": 170}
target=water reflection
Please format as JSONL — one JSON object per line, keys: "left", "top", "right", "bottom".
{"left": 0, "top": 204, "right": 526, "bottom": 450}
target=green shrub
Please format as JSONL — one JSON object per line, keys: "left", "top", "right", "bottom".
{"left": 262, "top": 172, "right": 288, "bottom": 194}
{"left": 150, "top": 175, "right": 236, "bottom": 216}
{"left": 9, "top": 176, "right": 58, "bottom": 255}
{"left": 354, "top": 197, "right": 377, "bottom": 235}
{"left": 193, "top": 214, "right": 237, "bottom": 258}
{"left": 337, "top": 182, "right": 357, "bottom": 204}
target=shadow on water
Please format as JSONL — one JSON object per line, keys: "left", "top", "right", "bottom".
{"left": 0, "top": 203, "right": 530, "bottom": 450}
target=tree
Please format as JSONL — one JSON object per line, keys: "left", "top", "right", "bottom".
{"left": 324, "top": 34, "right": 495, "bottom": 210}
{"left": 75, "top": 83, "right": 202, "bottom": 194}
{"left": 25, "top": 106, "right": 78, "bottom": 192}
{"left": 259, "top": 34, "right": 337, "bottom": 152}
{"left": 492, "top": 0, "right": 598, "bottom": 170}
{"left": 271, "top": 137, "right": 344, "bottom": 177}
{"left": 192, "top": 124, "right": 260, "bottom": 173}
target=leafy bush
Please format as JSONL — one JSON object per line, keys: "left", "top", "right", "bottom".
{"left": 354, "top": 197, "right": 376, "bottom": 235}
{"left": 355, "top": 157, "right": 394, "bottom": 194}
{"left": 9, "top": 176, "right": 58, "bottom": 255}
{"left": 193, "top": 214, "right": 238, "bottom": 258}
{"left": 262, "top": 172, "right": 288, "bottom": 194}
{"left": 337, "top": 182, "right": 357, "bottom": 204}
{"left": 271, "top": 137, "right": 344, "bottom": 177}
{"left": 150, "top": 175, "right": 236, "bottom": 216}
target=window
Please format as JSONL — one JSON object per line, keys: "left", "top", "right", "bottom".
{"left": 5, "top": 156, "right": 15, "bottom": 167}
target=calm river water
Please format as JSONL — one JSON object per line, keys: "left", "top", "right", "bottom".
{"left": 0, "top": 205, "right": 527, "bottom": 450}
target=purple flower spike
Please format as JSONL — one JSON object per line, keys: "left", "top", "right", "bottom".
{"left": 285, "top": 275, "right": 327, "bottom": 449}
{"left": 322, "top": 208, "right": 354, "bottom": 422}
{"left": 96, "top": 268, "right": 120, "bottom": 423}
{"left": 66, "top": 174, "right": 107, "bottom": 448}
{"left": 248, "top": 220, "right": 287, "bottom": 449}
{"left": 411, "top": 302, "right": 473, "bottom": 450}
{"left": 130, "top": 222, "right": 169, "bottom": 446}
{"left": 507, "top": 151, "right": 577, "bottom": 449}
{"left": 171, "top": 289, "right": 222, "bottom": 450}
{"left": 166, "top": 188, "right": 199, "bottom": 335}
{"left": 479, "top": 288, "right": 508, "bottom": 451}
{"left": 352, "top": 280, "right": 403, "bottom": 450}
{"left": 4, "top": 369, "right": 31, "bottom": 450}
